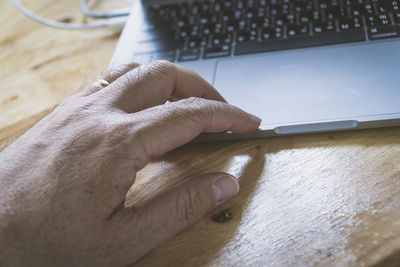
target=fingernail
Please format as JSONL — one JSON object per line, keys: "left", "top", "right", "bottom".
{"left": 212, "top": 175, "right": 240, "bottom": 205}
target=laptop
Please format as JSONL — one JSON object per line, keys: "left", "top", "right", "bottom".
{"left": 110, "top": 0, "right": 400, "bottom": 141}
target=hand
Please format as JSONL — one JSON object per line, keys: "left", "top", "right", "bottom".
{"left": 0, "top": 61, "right": 261, "bottom": 266}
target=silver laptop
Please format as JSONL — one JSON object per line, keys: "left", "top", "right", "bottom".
{"left": 110, "top": 0, "right": 400, "bottom": 141}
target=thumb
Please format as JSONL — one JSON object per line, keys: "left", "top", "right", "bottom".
{"left": 140, "top": 172, "right": 239, "bottom": 237}
{"left": 110, "top": 173, "right": 239, "bottom": 264}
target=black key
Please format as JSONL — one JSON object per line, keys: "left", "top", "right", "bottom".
{"left": 261, "top": 28, "right": 274, "bottom": 40}
{"left": 287, "top": 25, "right": 309, "bottom": 37}
{"left": 232, "top": 10, "right": 244, "bottom": 20}
{"left": 178, "top": 48, "right": 200, "bottom": 61}
{"left": 363, "top": 3, "right": 375, "bottom": 16}
{"left": 299, "top": 11, "right": 313, "bottom": 24}
{"left": 202, "top": 24, "right": 213, "bottom": 36}
{"left": 201, "top": 1, "right": 212, "bottom": 14}
{"left": 274, "top": 27, "right": 283, "bottom": 38}
{"left": 236, "top": 0, "right": 244, "bottom": 9}
{"left": 213, "top": 1, "right": 222, "bottom": 12}
{"left": 225, "top": 22, "right": 237, "bottom": 33}
{"left": 366, "top": 16, "right": 377, "bottom": 27}
{"left": 376, "top": 5, "right": 388, "bottom": 14}
{"left": 211, "top": 35, "right": 223, "bottom": 46}
{"left": 147, "top": 7, "right": 158, "bottom": 20}
{"left": 178, "top": 26, "right": 191, "bottom": 39}
{"left": 221, "top": 10, "right": 234, "bottom": 22}
{"left": 353, "top": 17, "right": 363, "bottom": 29}
{"left": 187, "top": 25, "right": 200, "bottom": 37}
{"left": 199, "top": 14, "right": 212, "bottom": 24}
{"left": 269, "top": 6, "right": 280, "bottom": 17}
{"left": 326, "top": 20, "right": 336, "bottom": 31}
{"left": 213, "top": 22, "right": 224, "bottom": 34}
{"left": 348, "top": 1, "right": 364, "bottom": 16}
{"left": 258, "top": 0, "right": 266, "bottom": 7}
{"left": 237, "top": 20, "right": 247, "bottom": 31}
{"left": 311, "top": 11, "right": 323, "bottom": 23}
{"left": 284, "top": 13, "right": 296, "bottom": 25}
{"left": 235, "top": 30, "right": 366, "bottom": 55}
{"left": 222, "top": 0, "right": 234, "bottom": 10}
{"left": 236, "top": 30, "right": 257, "bottom": 43}
{"left": 274, "top": 15, "right": 285, "bottom": 27}
{"left": 249, "top": 17, "right": 270, "bottom": 29}
{"left": 385, "top": 1, "right": 400, "bottom": 12}
{"left": 190, "top": 3, "right": 200, "bottom": 15}
{"left": 368, "top": 26, "right": 400, "bottom": 40}
{"left": 178, "top": 4, "right": 188, "bottom": 17}
{"left": 154, "top": 7, "right": 168, "bottom": 19}
{"left": 339, "top": 18, "right": 363, "bottom": 31}
{"left": 245, "top": 7, "right": 258, "bottom": 19}
{"left": 394, "top": 12, "right": 400, "bottom": 24}
{"left": 187, "top": 37, "right": 207, "bottom": 48}
{"left": 175, "top": 17, "right": 187, "bottom": 28}
{"left": 246, "top": 0, "right": 256, "bottom": 9}
{"left": 212, "top": 33, "right": 232, "bottom": 46}
{"left": 339, "top": 19, "right": 351, "bottom": 31}
{"left": 203, "top": 45, "right": 231, "bottom": 59}
{"left": 374, "top": 14, "right": 391, "bottom": 26}
{"left": 153, "top": 51, "right": 175, "bottom": 62}
{"left": 325, "top": 7, "right": 343, "bottom": 20}
{"left": 313, "top": 21, "right": 336, "bottom": 33}
{"left": 294, "top": 1, "right": 312, "bottom": 13}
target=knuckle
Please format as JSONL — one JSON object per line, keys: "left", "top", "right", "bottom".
{"left": 148, "top": 60, "right": 177, "bottom": 77}
{"left": 184, "top": 96, "right": 206, "bottom": 106}
{"left": 122, "top": 61, "right": 141, "bottom": 70}
{"left": 180, "top": 97, "right": 208, "bottom": 111}
{"left": 58, "top": 93, "right": 80, "bottom": 107}
{"left": 176, "top": 183, "right": 203, "bottom": 225}
{"left": 178, "top": 97, "right": 217, "bottom": 120}
{"left": 151, "top": 59, "right": 175, "bottom": 70}
{"left": 128, "top": 124, "right": 151, "bottom": 169}
{"left": 71, "top": 98, "right": 102, "bottom": 118}
{"left": 106, "top": 62, "right": 140, "bottom": 78}
{"left": 52, "top": 97, "right": 98, "bottom": 126}
{"left": 121, "top": 69, "right": 137, "bottom": 90}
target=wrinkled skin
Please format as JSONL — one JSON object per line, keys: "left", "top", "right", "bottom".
{"left": 0, "top": 61, "right": 261, "bottom": 266}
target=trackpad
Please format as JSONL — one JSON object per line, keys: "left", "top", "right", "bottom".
{"left": 213, "top": 42, "right": 400, "bottom": 128}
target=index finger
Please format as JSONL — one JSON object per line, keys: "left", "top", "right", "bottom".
{"left": 96, "top": 60, "right": 226, "bottom": 113}
{"left": 127, "top": 97, "right": 261, "bottom": 170}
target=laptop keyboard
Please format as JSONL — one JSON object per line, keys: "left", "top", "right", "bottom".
{"left": 133, "top": 0, "right": 400, "bottom": 62}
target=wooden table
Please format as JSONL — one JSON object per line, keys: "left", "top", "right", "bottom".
{"left": 1, "top": 1, "right": 399, "bottom": 266}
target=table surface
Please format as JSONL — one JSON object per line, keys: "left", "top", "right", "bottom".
{"left": 1, "top": 1, "right": 399, "bottom": 266}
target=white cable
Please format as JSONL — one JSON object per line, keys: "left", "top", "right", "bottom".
{"left": 80, "top": 0, "right": 130, "bottom": 18}
{"left": 10, "top": 0, "right": 127, "bottom": 30}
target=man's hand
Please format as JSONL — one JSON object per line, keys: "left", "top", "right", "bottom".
{"left": 0, "top": 61, "right": 261, "bottom": 266}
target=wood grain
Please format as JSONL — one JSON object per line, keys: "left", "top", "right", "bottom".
{"left": 1, "top": 1, "right": 399, "bottom": 266}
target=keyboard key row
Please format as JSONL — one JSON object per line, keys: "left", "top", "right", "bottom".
{"left": 234, "top": 29, "right": 366, "bottom": 55}
{"left": 148, "top": 0, "right": 400, "bottom": 20}
{"left": 133, "top": 0, "right": 400, "bottom": 63}
{"left": 132, "top": 45, "right": 232, "bottom": 63}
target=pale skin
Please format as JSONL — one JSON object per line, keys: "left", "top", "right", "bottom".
{"left": 0, "top": 61, "right": 261, "bottom": 266}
